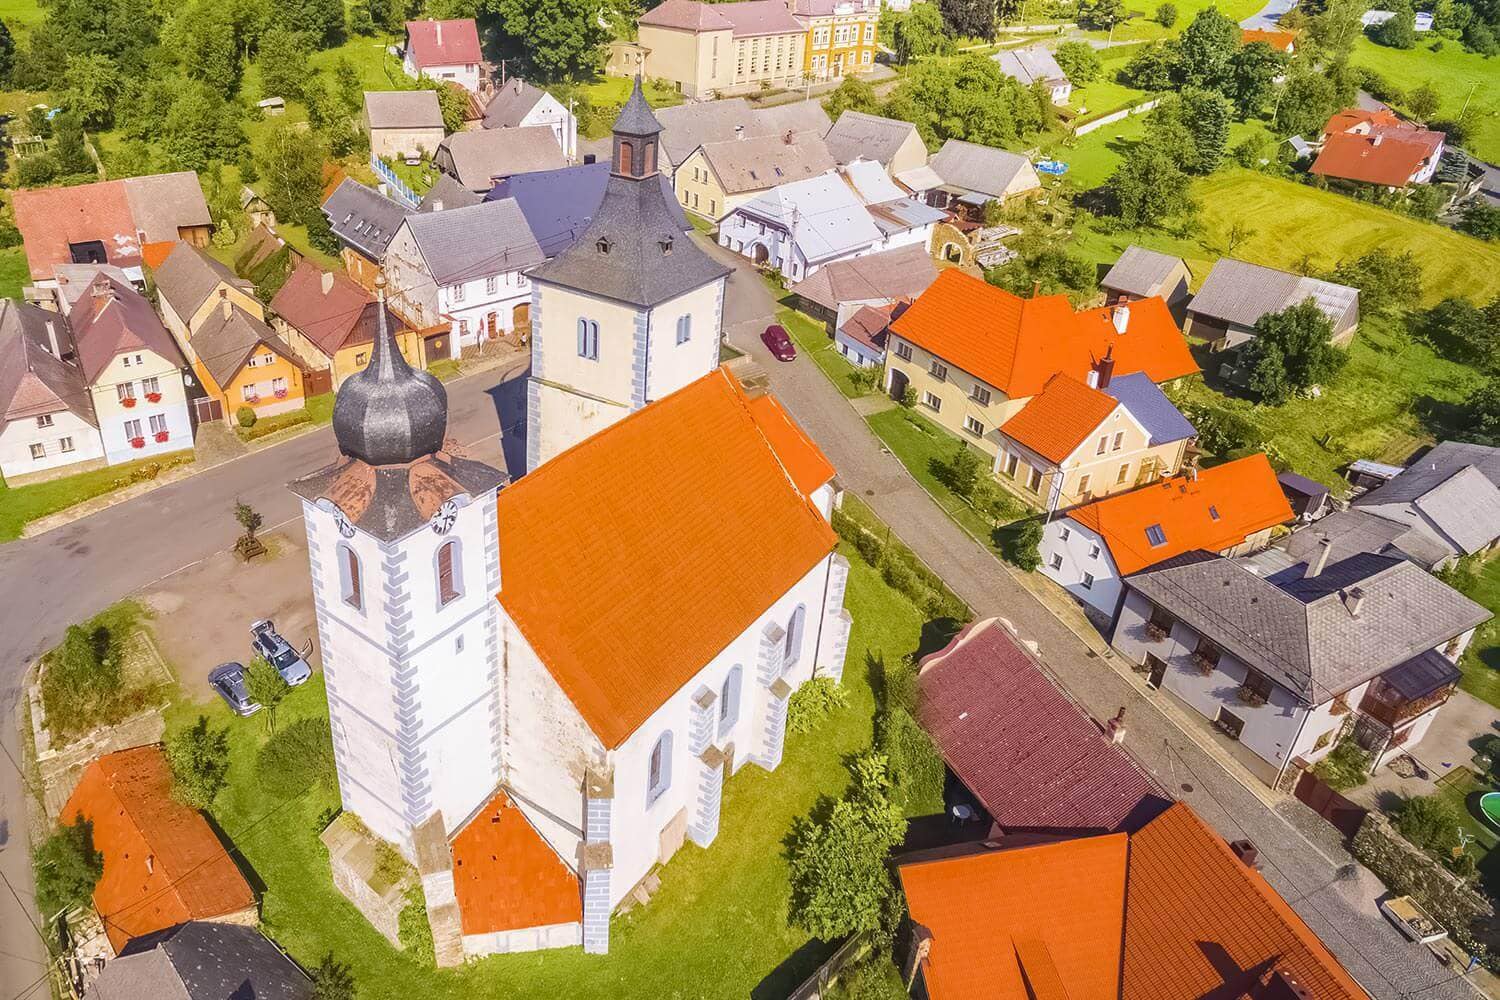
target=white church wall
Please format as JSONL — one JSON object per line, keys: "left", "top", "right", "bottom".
{"left": 531, "top": 282, "right": 639, "bottom": 405}
{"left": 643, "top": 277, "right": 725, "bottom": 403}
{"left": 531, "top": 380, "right": 632, "bottom": 469}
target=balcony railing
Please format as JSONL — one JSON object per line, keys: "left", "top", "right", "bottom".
{"left": 1358, "top": 684, "right": 1456, "bottom": 729}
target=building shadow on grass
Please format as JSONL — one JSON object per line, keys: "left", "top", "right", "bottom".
{"left": 752, "top": 937, "right": 839, "bottom": 1000}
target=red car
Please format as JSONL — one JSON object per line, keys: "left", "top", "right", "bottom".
{"left": 761, "top": 324, "right": 796, "bottom": 362}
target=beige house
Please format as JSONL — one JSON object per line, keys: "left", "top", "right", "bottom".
{"left": 823, "top": 110, "right": 928, "bottom": 177}
{"left": 1100, "top": 245, "right": 1192, "bottom": 311}
{"left": 674, "top": 130, "right": 835, "bottom": 220}
{"left": 151, "top": 243, "right": 263, "bottom": 349}
{"left": 633, "top": 0, "right": 808, "bottom": 98}
{"left": 364, "top": 90, "right": 446, "bottom": 161}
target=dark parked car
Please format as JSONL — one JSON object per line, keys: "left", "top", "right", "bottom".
{"left": 249, "top": 620, "right": 313, "bottom": 686}
{"left": 761, "top": 324, "right": 796, "bottom": 362}
{"left": 209, "top": 662, "right": 261, "bottom": 716}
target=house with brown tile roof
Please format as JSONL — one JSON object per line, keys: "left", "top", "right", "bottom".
{"left": 0, "top": 299, "right": 105, "bottom": 481}
{"left": 270, "top": 260, "right": 420, "bottom": 389}
{"left": 1311, "top": 107, "right": 1446, "bottom": 189}
{"left": 673, "top": 129, "right": 836, "bottom": 220}
{"left": 402, "top": 19, "right": 483, "bottom": 92}
{"left": 187, "top": 300, "right": 308, "bottom": 424}
{"left": 151, "top": 242, "right": 262, "bottom": 355}
{"left": 61, "top": 746, "right": 257, "bottom": 954}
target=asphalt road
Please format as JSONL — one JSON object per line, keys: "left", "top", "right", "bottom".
{"left": 0, "top": 357, "right": 527, "bottom": 999}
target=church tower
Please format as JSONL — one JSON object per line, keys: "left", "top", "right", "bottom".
{"left": 524, "top": 77, "right": 731, "bottom": 471}
{"left": 289, "top": 277, "right": 506, "bottom": 859}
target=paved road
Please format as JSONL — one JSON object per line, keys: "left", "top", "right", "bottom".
{"left": 0, "top": 359, "right": 526, "bottom": 999}
{"left": 704, "top": 240, "right": 1479, "bottom": 1000}
{"left": 1243, "top": 0, "right": 1299, "bottom": 29}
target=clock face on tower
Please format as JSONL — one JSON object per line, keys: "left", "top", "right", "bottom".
{"left": 333, "top": 510, "right": 355, "bottom": 539}
{"left": 431, "top": 499, "right": 459, "bottom": 535}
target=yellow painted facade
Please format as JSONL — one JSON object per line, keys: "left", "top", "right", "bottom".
{"left": 883, "top": 332, "right": 1023, "bottom": 457}
{"left": 194, "top": 346, "right": 307, "bottom": 423}
{"left": 274, "top": 318, "right": 427, "bottom": 390}
{"left": 801, "top": 9, "right": 879, "bottom": 81}
{"left": 996, "top": 410, "right": 1188, "bottom": 510}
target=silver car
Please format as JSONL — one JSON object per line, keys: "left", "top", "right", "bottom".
{"left": 209, "top": 662, "right": 261, "bottom": 716}
{"left": 249, "top": 620, "right": 313, "bottom": 686}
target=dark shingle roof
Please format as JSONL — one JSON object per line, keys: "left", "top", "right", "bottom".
{"left": 399, "top": 197, "right": 545, "bottom": 284}
{"left": 0, "top": 299, "right": 95, "bottom": 426}
{"left": 614, "top": 76, "right": 664, "bottom": 137}
{"left": 487, "top": 161, "right": 688, "bottom": 258}
{"left": 823, "top": 110, "right": 919, "bottom": 166}
{"left": 364, "top": 90, "right": 443, "bottom": 130}
{"left": 418, "top": 173, "right": 483, "bottom": 213}
{"left": 152, "top": 242, "right": 254, "bottom": 323}
{"left": 483, "top": 78, "right": 550, "bottom": 128}
{"left": 192, "top": 304, "right": 299, "bottom": 389}
{"left": 322, "top": 179, "right": 408, "bottom": 262}
{"left": 1101, "top": 245, "right": 1186, "bottom": 299}
{"left": 1101, "top": 372, "right": 1195, "bottom": 445}
{"left": 88, "top": 922, "right": 311, "bottom": 1000}
{"left": 654, "top": 98, "right": 832, "bottom": 166}
{"left": 435, "top": 127, "right": 568, "bottom": 191}
{"left": 67, "top": 274, "right": 186, "bottom": 382}
{"left": 1354, "top": 441, "right": 1500, "bottom": 558}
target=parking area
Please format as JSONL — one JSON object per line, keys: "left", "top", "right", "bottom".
{"left": 142, "top": 524, "right": 318, "bottom": 703}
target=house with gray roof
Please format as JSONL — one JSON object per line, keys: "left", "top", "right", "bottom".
{"left": 85, "top": 921, "right": 311, "bottom": 1000}
{"left": 788, "top": 241, "right": 938, "bottom": 326}
{"left": 0, "top": 299, "right": 104, "bottom": 481}
{"left": 674, "top": 129, "right": 836, "bottom": 220}
{"left": 383, "top": 197, "right": 545, "bottom": 352}
{"left": 418, "top": 173, "right": 483, "bottom": 213}
{"left": 917, "top": 139, "right": 1042, "bottom": 213}
{"left": 482, "top": 78, "right": 577, "bottom": 161}
{"left": 1101, "top": 246, "right": 1192, "bottom": 311}
{"left": 1185, "top": 257, "right": 1359, "bottom": 352}
{"left": 321, "top": 179, "right": 410, "bottom": 287}
{"left": 823, "top": 110, "right": 927, "bottom": 176}
{"left": 719, "top": 173, "right": 890, "bottom": 281}
{"left": 652, "top": 98, "right": 832, "bottom": 176}
{"left": 1113, "top": 546, "right": 1488, "bottom": 786}
{"left": 487, "top": 160, "right": 688, "bottom": 259}
{"left": 1351, "top": 441, "right": 1500, "bottom": 567}
{"left": 434, "top": 126, "right": 568, "bottom": 192}
{"left": 363, "top": 90, "right": 445, "bottom": 161}
{"left": 993, "top": 44, "right": 1072, "bottom": 104}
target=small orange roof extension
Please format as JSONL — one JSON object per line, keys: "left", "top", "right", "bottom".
{"left": 1000, "top": 373, "right": 1120, "bottom": 465}
{"left": 1124, "top": 803, "right": 1369, "bottom": 1000}
{"left": 61, "top": 746, "right": 255, "bottom": 953}
{"left": 140, "top": 241, "right": 179, "bottom": 271}
{"left": 746, "top": 392, "right": 837, "bottom": 494}
{"left": 1067, "top": 453, "right": 1293, "bottom": 575}
{"left": 452, "top": 790, "right": 582, "bottom": 935}
{"left": 899, "top": 834, "right": 1130, "bottom": 1000}
{"left": 890, "top": 270, "right": 1196, "bottom": 399}
{"left": 1241, "top": 27, "right": 1297, "bottom": 49}
{"left": 496, "top": 368, "right": 836, "bottom": 749}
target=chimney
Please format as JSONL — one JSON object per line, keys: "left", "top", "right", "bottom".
{"left": 1031, "top": 279, "right": 1041, "bottom": 298}
{"left": 321, "top": 270, "right": 335, "bottom": 295}
{"left": 1188, "top": 462, "right": 1199, "bottom": 482}
{"left": 1346, "top": 586, "right": 1365, "bottom": 617}
{"left": 1096, "top": 347, "right": 1115, "bottom": 389}
{"left": 1309, "top": 537, "right": 1333, "bottom": 577}
{"left": 1086, "top": 369, "right": 1099, "bottom": 389}
{"left": 1105, "top": 707, "right": 1127, "bottom": 745}
{"left": 1257, "top": 971, "right": 1312, "bottom": 1000}
{"left": 145, "top": 854, "right": 155, "bottom": 874}
{"left": 436, "top": 20, "right": 442, "bottom": 46}
{"left": 583, "top": 153, "right": 597, "bottom": 165}
{"left": 221, "top": 298, "right": 233, "bottom": 320}
{"left": 1229, "top": 839, "right": 1259, "bottom": 868}
{"left": 44, "top": 320, "right": 60, "bottom": 359}
{"left": 514, "top": 77, "right": 523, "bottom": 94}
{"left": 1373, "top": 133, "right": 1383, "bottom": 146}
{"left": 734, "top": 124, "right": 745, "bottom": 140}
{"left": 1112, "top": 303, "right": 1130, "bottom": 333}
{"left": 432, "top": 199, "right": 444, "bottom": 212}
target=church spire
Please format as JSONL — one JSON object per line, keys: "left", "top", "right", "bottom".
{"left": 611, "top": 76, "right": 662, "bottom": 180}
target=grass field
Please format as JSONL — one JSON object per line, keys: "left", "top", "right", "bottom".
{"left": 1077, "top": 0, "right": 1267, "bottom": 41}
{"left": 777, "top": 304, "right": 870, "bottom": 398}
{"left": 0, "top": 246, "right": 31, "bottom": 300}
{"left": 1348, "top": 36, "right": 1500, "bottom": 162}
{"left": 0, "top": 0, "right": 44, "bottom": 30}
{"left": 1448, "top": 557, "right": 1500, "bottom": 710}
{"left": 0, "top": 452, "right": 194, "bottom": 542}
{"left": 1042, "top": 115, "right": 1266, "bottom": 188}
{"left": 161, "top": 545, "right": 930, "bottom": 1000}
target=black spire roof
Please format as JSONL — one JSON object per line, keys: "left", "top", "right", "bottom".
{"left": 529, "top": 78, "right": 728, "bottom": 309}
{"left": 331, "top": 276, "right": 448, "bottom": 466}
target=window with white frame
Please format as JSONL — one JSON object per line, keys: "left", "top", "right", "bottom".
{"left": 123, "top": 418, "right": 142, "bottom": 439}
{"left": 59, "top": 436, "right": 74, "bottom": 453}
{"left": 1111, "top": 430, "right": 1124, "bottom": 451}
{"left": 272, "top": 376, "right": 287, "bottom": 394}
{"left": 1060, "top": 526, "right": 1070, "bottom": 541}
{"left": 1027, "top": 467, "right": 1043, "bottom": 492}
{"left": 451, "top": 283, "right": 466, "bottom": 303}
{"left": 970, "top": 385, "right": 991, "bottom": 405}
{"left": 864, "top": 22, "right": 874, "bottom": 41}
{"left": 149, "top": 414, "right": 167, "bottom": 434}
{"left": 862, "top": 50, "right": 871, "bottom": 63}
{"left": 1116, "top": 462, "right": 1130, "bottom": 484}
{"left": 142, "top": 376, "right": 159, "bottom": 396}
{"left": 647, "top": 731, "right": 673, "bottom": 806}
{"left": 719, "top": 666, "right": 742, "bottom": 737}
{"left": 117, "top": 383, "right": 135, "bottom": 402}
{"left": 895, "top": 341, "right": 912, "bottom": 361}
{"left": 1003, "top": 453, "right": 1019, "bottom": 477}
{"left": 928, "top": 360, "right": 947, "bottom": 381}
{"left": 36, "top": 414, "right": 53, "bottom": 428}
{"left": 676, "top": 314, "right": 691, "bottom": 344}
{"left": 1079, "top": 473, "right": 1092, "bottom": 495}
{"left": 922, "top": 391, "right": 941, "bottom": 411}
{"left": 1049, "top": 552, "right": 1063, "bottom": 570}
{"left": 485, "top": 275, "right": 498, "bottom": 295}
{"left": 242, "top": 385, "right": 258, "bottom": 402}
{"left": 29, "top": 443, "right": 45, "bottom": 460}
{"left": 577, "top": 318, "right": 600, "bottom": 360}
{"left": 1095, "top": 435, "right": 1107, "bottom": 456}
{"left": 963, "top": 415, "right": 983, "bottom": 436}
{"left": 1089, "top": 543, "right": 1101, "bottom": 559}
{"left": 1082, "top": 572, "right": 1095, "bottom": 589}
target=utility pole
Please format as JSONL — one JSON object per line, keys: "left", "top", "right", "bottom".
{"left": 1460, "top": 80, "right": 1478, "bottom": 118}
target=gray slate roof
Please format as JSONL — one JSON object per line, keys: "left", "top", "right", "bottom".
{"left": 1354, "top": 441, "right": 1500, "bottom": 559}
{"left": 487, "top": 161, "right": 688, "bottom": 258}
{"left": 928, "top": 139, "right": 1036, "bottom": 199}
{"left": 364, "top": 90, "right": 443, "bottom": 130}
{"left": 1102, "top": 245, "right": 1186, "bottom": 298}
{"left": 121, "top": 172, "right": 213, "bottom": 242}
{"left": 1101, "top": 372, "right": 1195, "bottom": 445}
{"left": 435, "top": 126, "right": 567, "bottom": 191}
{"left": 153, "top": 242, "right": 254, "bottom": 323}
{"left": 322, "top": 178, "right": 409, "bottom": 262}
{"left": 1126, "top": 549, "right": 1489, "bottom": 703}
{"left": 823, "top": 110, "right": 920, "bottom": 166}
{"left": 699, "top": 131, "right": 836, "bottom": 194}
{"left": 400, "top": 197, "right": 545, "bottom": 285}
{"left": 654, "top": 98, "right": 832, "bottom": 167}
{"left": 993, "top": 44, "right": 1069, "bottom": 87}
{"left": 483, "top": 78, "right": 550, "bottom": 128}
{"left": 788, "top": 242, "right": 937, "bottom": 312}
{"left": 192, "top": 304, "right": 298, "bottom": 389}
{"left": 1188, "top": 257, "right": 1359, "bottom": 331}
{"left": 418, "top": 173, "right": 483, "bottom": 212}
{"left": 86, "top": 922, "right": 311, "bottom": 1000}
{"left": 1280, "top": 507, "right": 1455, "bottom": 571}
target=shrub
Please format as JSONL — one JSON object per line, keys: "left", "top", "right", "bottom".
{"left": 16, "top": 153, "right": 60, "bottom": 186}
{"left": 1004, "top": 519, "right": 1044, "bottom": 571}
{"left": 237, "top": 406, "right": 257, "bottom": 428}
{"left": 829, "top": 955, "right": 908, "bottom": 1000}
{"left": 881, "top": 558, "right": 920, "bottom": 596}
{"left": 877, "top": 704, "right": 945, "bottom": 813}
{"left": 1396, "top": 793, "right": 1461, "bottom": 854}
{"left": 165, "top": 715, "right": 231, "bottom": 809}
{"left": 1155, "top": 1, "right": 1178, "bottom": 25}
{"left": 256, "top": 717, "right": 336, "bottom": 798}
{"left": 1312, "top": 738, "right": 1370, "bottom": 791}
{"left": 788, "top": 677, "right": 851, "bottom": 734}
{"left": 398, "top": 885, "right": 435, "bottom": 966}
{"left": 39, "top": 602, "right": 154, "bottom": 740}
{"left": 931, "top": 440, "right": 983, "bottom": 499}
{"left": 33, "top": 819, "right": 103, "bottom": 922}
{"left": 899, "top": 385, "right": 917, "bottom": 408}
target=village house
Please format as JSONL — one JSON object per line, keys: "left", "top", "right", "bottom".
{"left": 992, "top": 44, "right": 1072, "bottom": 104}
{"left": 61, "top": 746, "right": 257, "bottom": 955}
{"left": 652, "top": 98, "right": 831, "bottom": 178}
{"left": 1241, "top": 26, "right": 1299, "bottom": 51}
{"left": 673, "top": 129, "right": 835, "bottom": 220}
{"left": 83, "top": 923, "right": 312, "bottom": 1000}
{"left": 186, "top": 300, "right": 308, "bottom": 424}
{"left": 993, "top": 366, "right": 1198, "bottom": 512}
{"left": 822, "top": 109, "right": 928, "bottom": 177}
{"left": 419, "top": 174, "right": 483, "bottom": 213}
{"left": 382, "top": 197, "right": 544, "bottom": 353}
{"left": 488, "top": 160, "right": 690, "bottom": 259}
{"left": 403, "top": 18, "right": 484, "bottom": 92}
{"left": 483, "top": 78, "right": 578, "bottom": 161}
{"left": 628, "top": 0, "right": 808, "bottom": 98}
{"left": 151, "top": 242, "right": 261, "bottom": 349}
{"left": 1100, "top": 245, "right": 1192, "bottom": 311}
{"left": 834, "top": 304, "right": 894, "bottom": 368}
{"left": 790, "top": 0, "right": 880, "bottom": 82}
{"left": 1350, "top": 440, "right": 1500, "bottom": 568}
{"left": 321, "top": 178, "right": 410, "bottom": 290}
{"left": 883, "top": 270, "right": 1197, "bottom": 460}
{"left": 272, "top": 260, "right": 425, "bottom": 388}
{"left": 12, "top": 173, "right": 213, "bottom": 287}
{"left": 788, "top": 241, "right": 936, "bottom": 335}
{"left": 1184, "top": 257, "right": 1360, "bottom": 352}
{"left": 909, "top": 139, "right": 1042, "bottom": 215}
{"left": 1040, "top": 453, "right": 1294, "bottom": 618}
{"left": 364, "top": 90, "right": 446, "bottom": 161}
{"left": 0, "top": 299, "right": 104, "bottom": 481}
{"left": 434, "top": 127, "right": 569, "bottom": 192}
{"left": 67, "top": 274, "right": 193, "bottom": 464}
{"left": 1113, "top": 545, "right": 1488, "bottom": 787}
{"left": 1311, "top": 107, "right": 1445, "bottom": 189}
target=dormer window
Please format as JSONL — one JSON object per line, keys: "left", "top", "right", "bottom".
{"left": 659, "top": 236, "right": 673, "bottom": 256}
{"left": 597, "top": 237, "right": 613, "bottom": 254}
{"left": 1145, "top": 524, "right": 1167, "bottom": 546}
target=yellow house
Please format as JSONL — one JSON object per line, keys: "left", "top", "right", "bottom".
{"left": 271, "top": 259, "right": 425, "bottom": 389}
{"left": 151, "top": 242, "right": 264, "bottom": 353}
{"left": 190, "top": 300, "right": 308, "bottom": 423}
{"left": 673, "top": 130, "right": 836, "bottom": 220}
{"left": 791, "top": 0, "right": 880, "bottom": 82}
{"left": 632, "top": 0, "right": 809, "bottom": 98}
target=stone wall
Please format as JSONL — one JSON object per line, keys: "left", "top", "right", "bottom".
{"left": 1351, "top": 812, "right": 1498, "bottom": 956}
{"left": 320, "top": 814, "right": 415, "bottom": 950}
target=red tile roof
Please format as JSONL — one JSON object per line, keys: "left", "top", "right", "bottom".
{"left": 889, "top": 271, "right": 1196, "bottom": 399}
{"left": 1066, "top": 453, "right": 1294, "bottom": 575}
{"left": 61, "top": 746, "right": 255, "bottom": 953}
{"left": 66, "top": 274, "right": 186, "bottom": 383}
{"left": 746, "top": 392, "right": 837, "bottom": 495}
{"left": 270, "top": 259, "right": 396, "bottom": 357}
{"left": 1123, "top": 803, "right": 1370, "bottom": 1000}
{"left": 452, "top": 789, "right": 582, "bottom": 935}
{"left": 999, "top": 372, "right": 1120, "bottom": 465}
{"left": 838, "top": 304, "right": 892, "bottom": 354}
{"left": 13, "top": 180, "right": 139, "bottom": 281}
{"left": 1312, "top": 108, "right": 1445, "bottom": 187}
{"left": 496, "top": 368, "right": 836, "bottom": 748}
{"left": 1241, "top": 27, "right": 1298, "bottom": 49}
{"left": 404, "top": 18, "right": 482, "bottom": 68}
{"left": 899, "top": 834, "right": 1130, "bottom": 1000}
{"left": 917, "top": 619, "right": 1165, "bottom": 834}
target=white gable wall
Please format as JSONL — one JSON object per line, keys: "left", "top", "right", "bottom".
{"left": 0, "top": 411, "right": 105, "bottom": 479}
{"left": 1038, "top": 517, "right": 1123, "bottom": 618}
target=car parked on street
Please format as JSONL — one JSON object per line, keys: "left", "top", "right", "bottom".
{"left": 209, "top": 662, "right": 261, "bottom": 716}
{"left": 249, "top": 620, "right": 313, "bottom": 686}
{"left": 761, "top": 324, "right": 796, "bottom": 362}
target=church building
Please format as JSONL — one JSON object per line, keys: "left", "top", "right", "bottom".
{"left": 290, "top": 80, "right": 853, "bottom": 963}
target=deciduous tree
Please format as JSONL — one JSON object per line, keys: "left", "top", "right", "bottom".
{"left": 165, "top": 0, "right": 244, "bottom": 95}
{"left": 1329, "top": 248, "right": 1422, "bottom": 315}
{"left": 0, "top": 19, "right": 15, "bottom": 84}
{"left": 165, "top": 715, "right": 231, "bottom": 809}
{"left": 59, "top": 54, "right": 122, "bottom": 129}
{"left": 485, "top": 0, "right": 611, "bottom": 81}
{"left": 1108, "top": 141, "right": 1194, "bottom": 227}
{"left": 1176, "top": 7, "right": 1239, "bottom": 90}
{"left": 310, "top": 955, "right": 357, "bottom": 1000}
{"left": 33, "top": 820, "right": 103, "bottom": 923}
{"left": 257, "top": 26, "right": 313, "bottom": 101}
{"left": 893, "top": 1, "right": 952, "bottom": 63}
{"left": 256, "top": 119, "right": 327, "bottom": 226}
{"left": 1155, "top": 1, "right": 1177, "bottom": 25}
{"left": 1054, "top": 40, "right": 1101, "bottom": 83}
{"left": 1372, "top": 5, "right": 1417, "bottom": 47}
{"left": 1121, "top": 41, "right": 1177, "bottom": 90}
{"left": 938, "top": 0, "right": 996, "bottom": 39}
{"left": 1245, "top": 299, "right": 1344, "bottom": 405}
{"left": 1226, "top": 41, "right": 1286, "bottom": 118}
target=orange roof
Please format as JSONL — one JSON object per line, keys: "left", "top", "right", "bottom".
{"left": 1066, "top": 453, "right": 1293, "bottom": 575}
{"left": 890, "top": 270, "right": 1196, "bottom": 399}
{"left": 899, "top": 834, "right": 1130, "bottom": 1000}
{"left": 746, "top": 392, "right": 837, "bottom": 494}
{"left": 140, "top": 241, "right": 179, "bottom": 271}
{"left": 1241, "top": 27, "right": 1297, "bottom": 49}
{"left": 1310, "top": 130, "right": 1442, "bottom": 187}
{"left": 496, "top": 368, "right": 837, "bottom": 748}
{"left": 452, "top": 790, "right": 582, "bottom": 935}
{"left": 60, "top": 746, "right": 255, "bottom": 952}
{"left": 1123, "top": 803, "right": 1369, "bottom": 1000}
{"left": 999, "top": 373, "right": 1120, "bottom": 465}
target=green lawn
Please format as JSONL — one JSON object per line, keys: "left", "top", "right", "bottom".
{"left": 0, "top": 0, "right": 44, "bottom": 30}
{"left": 0, "top": 246, "right": 31, "bottom": 300}
{"left": 777, "top": 305, "right": 871, "bottom": 399}
{"left": 1432, "top": 768, "right": 1500, "bottom": 898}
{"left": 1347, "top": 36, "right": 1500, "bottom": 162}
{"left": 1074, "top": 0, "right": 1266, "bottom": 41}
{"left": 1448, "top": 557, "right": 1500, "bottom": 710}
{"left": 0, "top": 452, "right": 194, "bottom": 542}
{"left": 1043, "top": 116, "right": 1265, "bottom": 189}
{"left": 162, "top": 545, "right": 931, "bottom": 1000}
{"left": 576, "top": 76, "right": 685, "bottom": 110}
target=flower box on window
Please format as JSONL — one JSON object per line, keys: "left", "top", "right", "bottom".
{"left": 121, "top": 396, "right": 137, "bottom": 408}
{"left": 245, "top": 394, "right": 260, "bottom": 404}
{"left": 1192, "top": 652, "right": 1217, "bottom": 675}
{"left": 130, "top": 436, "right": 146, "bottom": 449}
{"left": 146, "top": 392, "right": 162, "bottom": 403}
{"left": 1237, "top": 686, "right": 1268, "bottom": 708}
{"left": 153, "top": 430, "right": 169, "bottom": 443}
{"left": 1145, "top": 621, "right": 1169, "bottom": 642}
{"left": 274, "top": 388, "right": 288, "bottom": 399}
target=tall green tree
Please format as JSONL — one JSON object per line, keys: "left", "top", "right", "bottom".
{"left": 51, "top": 112, "right": 94, "bottom": 175}
{"left": 1109, "top": 141, "right": 1194, "bottom": 228}
{"left": 162, "top": 81, "right": 248, "bottom": 170}
{"left": 310, "top": 955, "right": 358, "bottom": 1000}
{"left": 246, "top": 656, "right": 291, "bottom": 732}
{"left": 882, "top": 54, "right": 1041, "bottom": 148}
{"left": 33, "top": 820, "right": 103, "bottom": 923}
{"left": 1054, "top": 40, "right": 1101, "bottom": 82}
{"left": 1176, "top": 7, "right": 1240, "bottom": 90}
{"left": 893, "top": 0, "right": 952, "bottom": 63}
{"left": 823, "top": 75, "right": 880, "bottom": 118}
{"left": 1275, "top": 68, "right": 1337, "bottom": 135}
{"left": 272, "top": 0, "right": 345, "bottom": 48}
{"left": 24, "top": 0, "right": 159, "bottom": 82}
{"left": 1303, "top": 0, "right": 1365, "bottom": 57}
{"left": 1245, "top": 299, "right": 1345, "bottom": 404}
{"left": 0, "top": 19, "right": 15, "bottom": 84}
{"left": 1183, "top": 87, "right": 1232, "bottom": 173}
{"left": 164, "top": 0, "right": 244, "bottom": 95}
{"left": 485, "top": 0, "right": 610, "bottom": 81}
{"left": 257, "top": 120, "right": 328, "bottom": 226}
{"left": 1078, "top": 0, "right": 1125, "bottom": 30}
{"left": 1227, "top": 41, "right": 1286, "bottom": 117}
{"left": 59, "top": 54, "right": 122, "bottom": 129}
{"left": 1329, "top": 248, "right": 1422, "bottom": 315}
{"left": 1372, "top": 5, "right": 1417, "bottom": 47}
{"left": 1121, "top": 41, "right": 1178, "bottom": 90}
{"left": 165, "top": 715, "right": 232, "bottom": 809}
{"left": 257, "top": 27, "right": 313, "bottom": 101}
{"left": 938, "top": 0, "right": 996, "bottom": 40}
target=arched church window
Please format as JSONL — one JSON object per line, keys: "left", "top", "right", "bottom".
{"left": 437, "top": 539, "right": 462, "bottom": 607}
{"left": 784, "top": 604, "right": 806, "bottom": 670}
{"left": 643, "top": 141, "right": 657, "bottom": 174}
{"left": 339, "top": 543, "right": 362, "bottom": 611}
{"left": 647, "top": 731, "right": 673, "bottom": 807}
{"left": 577, "top": 319, "right": 599, "bottom": 360}
{"left": 676, "top": 314, "right": 691, "bottom": 345}
{"left": 719, "top": 667, "right": 742, "bottom": 738}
